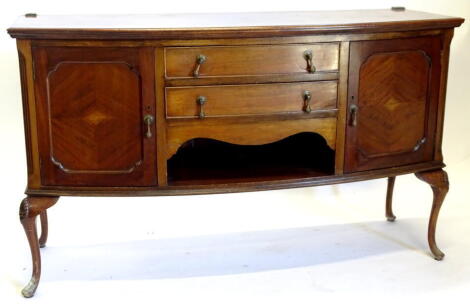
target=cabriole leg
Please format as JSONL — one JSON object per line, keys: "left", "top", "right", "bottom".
{"left": 415, "top": 169, "right": 449, "bottom": 261}
{"left": 19, "top": 196, "right": 59, "bottom": 298}
{"left": 39, "top": 211, "right": 48, "bottom": 248}
{"left": 386, "top": 176, "right": 396, "bottom": 222}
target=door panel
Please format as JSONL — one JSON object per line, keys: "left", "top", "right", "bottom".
{"left": 356, "top": 51, "right": 429, "bottom": 157}
{"left": 344, "top": 37, "right": 442, "bottom": 173}
{"left": 33, "top": 47, "right": 157, "bottom": 186}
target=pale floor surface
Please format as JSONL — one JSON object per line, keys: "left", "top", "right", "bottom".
{"left": 0, "top": 133, "right": 469, "bottom": 305}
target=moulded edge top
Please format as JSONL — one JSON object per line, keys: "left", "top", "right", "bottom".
{"left": 7, "top": 9, "right": 465, "bottom": 40}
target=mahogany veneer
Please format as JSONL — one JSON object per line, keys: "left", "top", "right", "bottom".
{"left": 8, "top": 8, "right": 464, "bottom": 297}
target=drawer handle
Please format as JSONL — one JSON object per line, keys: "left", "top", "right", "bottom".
{"left": 143, "top": 114, "right": 154, "bottom": 138}
{"left": 349, "top": 104, "right": 358, "bottom": 127}
{"left": 196, "top": 96, "right": 207, "bottom": 119}
{"left": 303, "top": 50, "right": 316, "bottom": 74}
{"left": 193, "top": 54, "right": 207, "bottom": 78}
{"left": 303, "top": 90, "right": 312, "bottom": 113}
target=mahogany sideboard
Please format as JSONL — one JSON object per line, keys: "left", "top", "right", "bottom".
{"left": 8, "top": 9, "right": 464, "bottom": 297}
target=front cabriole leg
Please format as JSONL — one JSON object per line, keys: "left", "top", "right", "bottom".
{"left": 19, "top": 196, "right": 59, "bottom": 298}
{"left": 415, "top": 169, "right": 449, "bottom": 261}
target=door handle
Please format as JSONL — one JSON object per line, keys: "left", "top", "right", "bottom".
{"left": 349, "top": 104, "right": 358, "bottom": 127}
{"left": 143, "top": 115, "right": 154, "bottom": 138}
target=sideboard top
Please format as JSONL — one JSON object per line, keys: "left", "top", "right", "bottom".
{"left": 8, "top": 9, "right": 464, "bottom": 40}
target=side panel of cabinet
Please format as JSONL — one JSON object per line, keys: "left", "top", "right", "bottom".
{"left": 33, "top": 47, "right": 157, "bottom": 186}
{"left": 344, "top": 36, "right": 442, "bottom": 173}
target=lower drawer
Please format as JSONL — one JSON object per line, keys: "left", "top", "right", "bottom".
{"left": 165, "top": 81, "right": 337, "bottom": 118}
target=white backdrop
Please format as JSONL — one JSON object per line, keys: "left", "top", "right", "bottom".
{"left": 0, "top": 1, "right": 469, "bottom": 305}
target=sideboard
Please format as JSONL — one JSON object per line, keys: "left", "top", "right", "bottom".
{"left": 7, "top": 8, "right": 464, "bottom": 297}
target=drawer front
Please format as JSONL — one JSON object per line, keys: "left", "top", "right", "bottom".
{"left": 165, "top": 43, "right": 339, "bottom": 78}
{"left": 166, "top": 81, "right": 337, "bottom": 118}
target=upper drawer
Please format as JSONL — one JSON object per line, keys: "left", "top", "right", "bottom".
{"left": 166, "top": 81, "right": 337, "bottom": 118}
{"left": 165, "top": 43, "right": 339, "bottom": 78}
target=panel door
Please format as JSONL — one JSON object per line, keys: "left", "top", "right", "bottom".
{"left": 33, "top": 47, "right": 157, "bottom": 186}
{"left": 344, "top": 37, "right": 442, "bottom": 173}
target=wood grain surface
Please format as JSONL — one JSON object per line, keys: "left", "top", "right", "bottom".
{"left": 166, "top": 117, "right": 337, "bottom": 160}
{"left": 344, "top": 36, "right": 442, "bottom": 172}
{"left": 33, "top": 47, "right": 157, "bottom": 186}
{"left": 7, "top": 10, "right": 464, "bottom": 39}
{"left": 166, "top": 81, "right": 337, "bottom": 118}
{"left": 165, "top": 43, "right": 339, "bottom": 78}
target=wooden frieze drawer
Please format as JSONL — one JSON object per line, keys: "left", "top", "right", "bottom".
{"left": 166, "top": 81, "right": 337, "bottom": 118}
{"left": 165, "top": 43, "right": 339, "bottom": 78}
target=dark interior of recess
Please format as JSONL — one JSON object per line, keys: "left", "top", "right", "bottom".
{"left": 167, "top": 132, "right": 335, "bottom": 185}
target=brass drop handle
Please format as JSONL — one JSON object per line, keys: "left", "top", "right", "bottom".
{"left": 196, "top": 96, "right": 207, "bottom": 119}
{"left": 349, "top": 104, "right": 358, "bottom": 127}
{"left": 193, "top": 54, "right": 207, "bottom": 77}
{"left": 303, "top": 50, "right": 316, "bottom": 73}
{"left": 143, "top": 114, "right": 154, "bottom": 138}
{"left": 303, "top": 90, "right": 312, "bottom": 113}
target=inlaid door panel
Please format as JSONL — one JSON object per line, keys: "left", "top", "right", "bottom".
{"left": 344, "top": 36, "right": 442, "bottom": 172}
{"left": 33, "top": 47, "right": 157, "bottom": 186}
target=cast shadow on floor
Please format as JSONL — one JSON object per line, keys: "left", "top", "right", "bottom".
{"left": 36, "top": 218, "right": 436, "bottom": 282}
